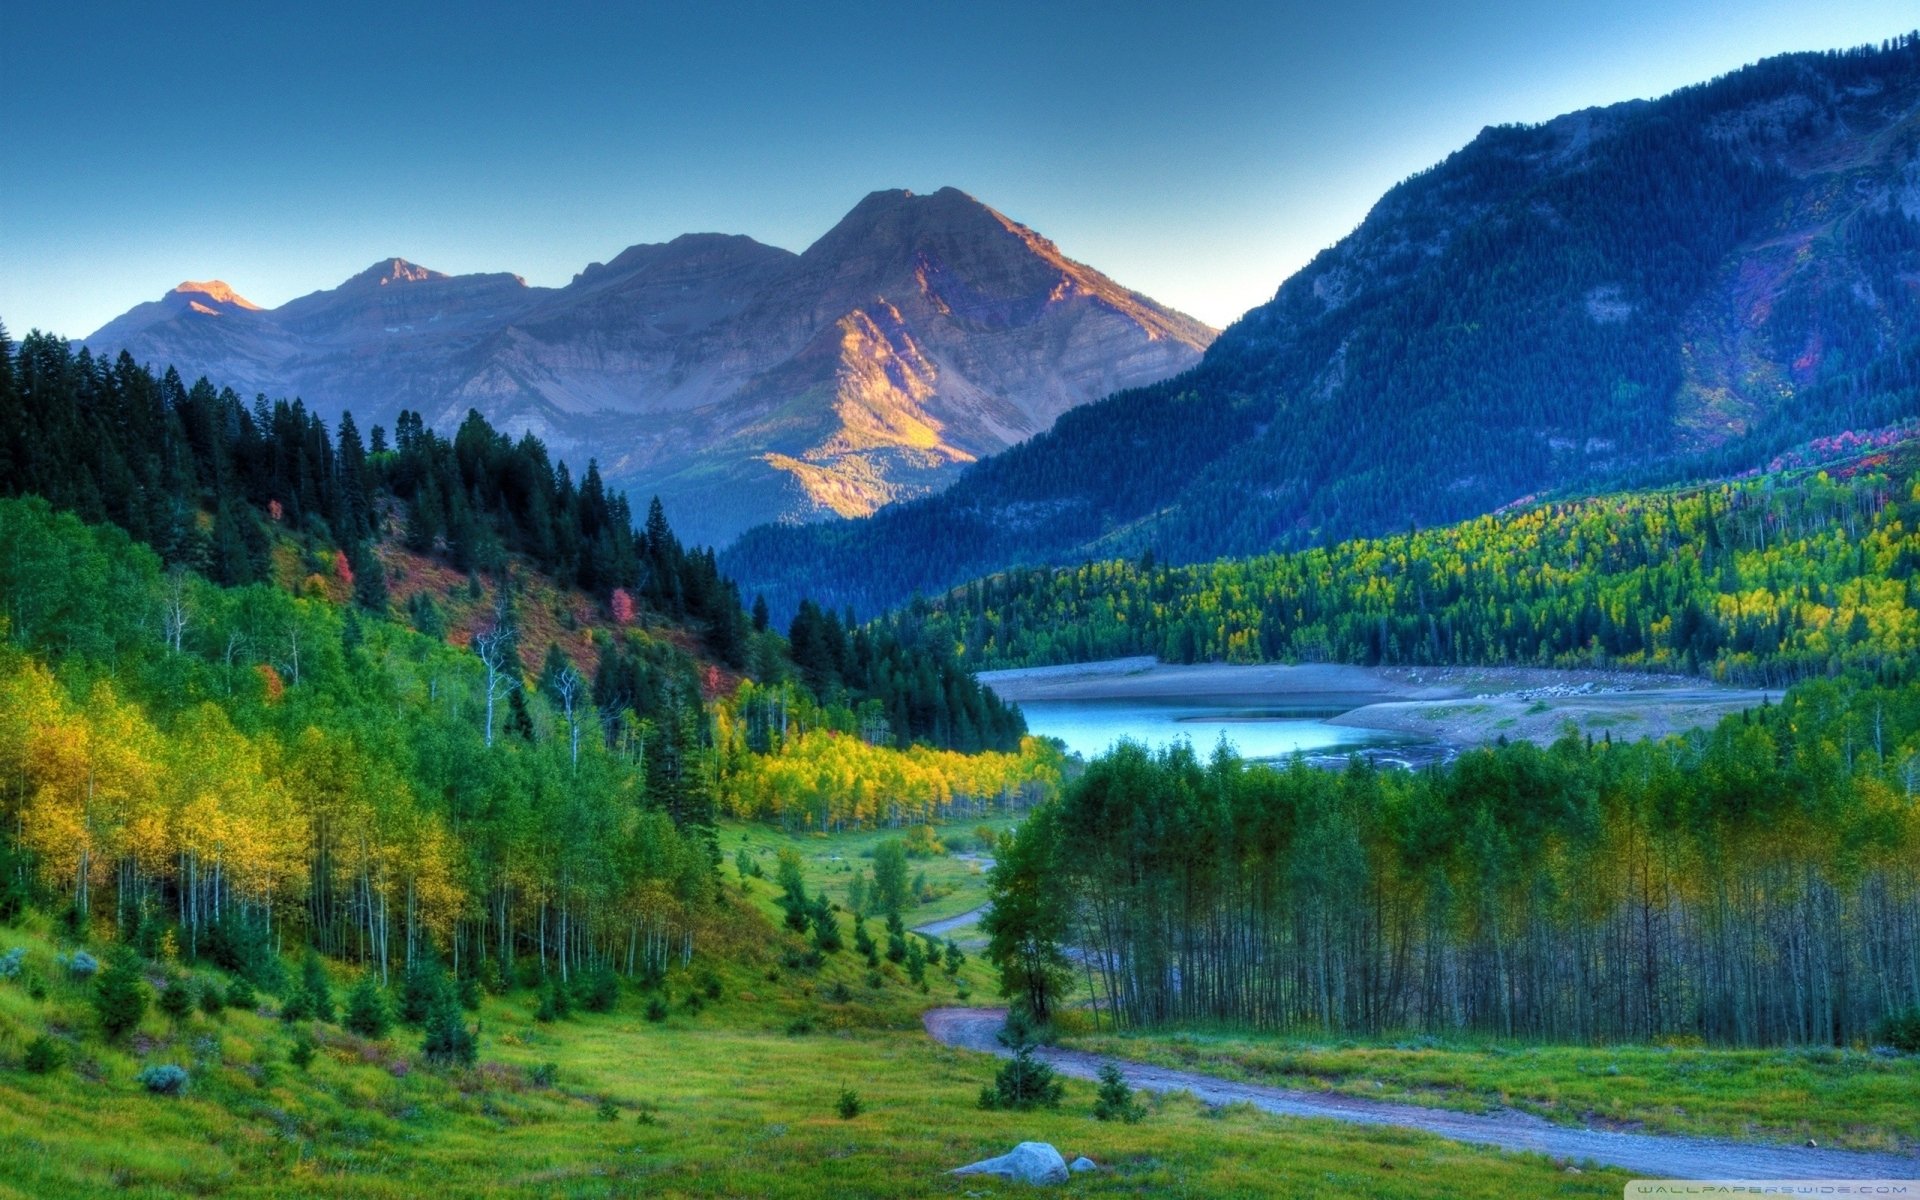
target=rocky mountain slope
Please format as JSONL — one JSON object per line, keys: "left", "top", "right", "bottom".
{"left": 82, "top": 188, "right": 1213, "bottom": 546}
{"left": 723, "top": 37, "right": 1920, "bottom": 621}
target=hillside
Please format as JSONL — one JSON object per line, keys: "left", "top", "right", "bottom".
{"left": 75, "top": 189, "right": 1214, "bottom": 547}
{"left": 885, "top": 424, "right": 1920, "bottom": 685}
{"left": 724, "top": 37, "right": 1920, "bottom": 622}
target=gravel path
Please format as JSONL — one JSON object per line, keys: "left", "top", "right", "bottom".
{"left": 923, "top": 1007, "right": 1920, "bottom": 1181}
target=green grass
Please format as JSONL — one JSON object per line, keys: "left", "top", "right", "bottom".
{"left": 0, "top": 913, "right": 1633, "bottom": 1199}
{"left": 12, "top": 815, "right": 1899, "bottom": 1196}
{"left": 1060, "top": 1026, "right": 1920, "bottom": 1153}
{"left": 721, "top": 817, "right": 1009, "bottom": 926}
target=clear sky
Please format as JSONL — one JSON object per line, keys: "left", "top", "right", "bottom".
{"left": 2, "top": 1, "right": 1914, "bottom": 339}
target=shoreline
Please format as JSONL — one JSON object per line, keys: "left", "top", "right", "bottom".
{"left": 980, "top": 658, "right": 1773, "bottom": 751}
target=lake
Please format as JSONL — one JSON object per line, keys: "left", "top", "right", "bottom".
{"left": 1013, "top": 695, "right": 1421, "bottom": 765}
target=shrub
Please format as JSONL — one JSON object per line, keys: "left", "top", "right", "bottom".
{"left": 905, "top": 938, "right": 927, "bottom": 986}
{"left": 157, "top": 976, "right": 197, "bottom": 1024}
{"left": 579, "top": 968, "right": 620, "bottom": 1013}
{"left": 399, "top": 960, "right": 445, "bottom": 1026}
{"left": 1092, "top": 1064, "right": 1145, "bottom": 1123}
{"left": 67, "top": 950, "right": 100, "bottom": 980}
{"left": 92, "top": 948, "right": 149, "bottom": 1041}
{"left": 225, "top": 975, "right": 256, "bottom": 1011}
{"left": 457, "top": 974, "right": 483, "bottom": 1011}
{"left": 597, "top": 1097, "right": 620, "bottom": 1121}
{"left": 978, "top": 1042, "right": 1064, "bottom": 1111}
{"left": 528, "top": 1061, "right": 558, "bottom": 1087}
{"left": 943, "top": 940, "right": 965, "bottom": 976}
{"left": 836, "top": 1087, "right": 863, "bottom": 1119}
{"left": 825, "top": 981, "right": 852, "bottom": 1004}
{"left": 288, "top": 1030, "right": 316, "bottom": 1070}
{"left": 535, "top": 977, "right": 572, "bottom": 1022}
{"left": 199, "top": 981, "right": 226, "bottom": 1015}
{"left": 421, "top": 991, "right": 477, "bottom": 1067}
{"left": 0, "top": 946, "right": 24, "bottom": 979}
{"left": 644, "top": 995, "right": 668, "bottom": 1023}
{"left": 785, "top": 1014, "right": 815, "bottom": 1036}
{"left": 23, "top": 1034, "right": 62, "bottom": 1074}
{"left": 344, "top": 974, "right": 392, "bottom": 1039}
{"left": 280, "top": 986, "right": 315, "bottom": 1023}
{"left": 136, "top": 1064, "right": 190, "bottom": 1096}
{"left": 1881, "top": 1005, "right": 1920, "bottom": 1054}
{"left": 301, "top": 953, "right": 335, "bottom": 1023}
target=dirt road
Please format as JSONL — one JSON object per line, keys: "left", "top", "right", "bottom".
{"left": 922, "top": 1007, "right": 1920, "bottom": 1181}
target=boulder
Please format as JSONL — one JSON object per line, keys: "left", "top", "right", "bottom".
{"left": 950, "top": 1141, "right": 1070, "bottom": 1185}
{"left": 1069, "top": 1157, "right": 1097, "bottom": 1173}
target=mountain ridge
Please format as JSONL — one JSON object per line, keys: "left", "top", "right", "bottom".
{"left": 722, "top": 37, "right": 1920, "bottom": 622}
{"left": 78, "top": 188, "right": 1214, "bottom": 546}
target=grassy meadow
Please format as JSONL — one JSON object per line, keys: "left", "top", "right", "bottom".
{"left": 0, "top": 823, "right": 1912, "bottom": 1197}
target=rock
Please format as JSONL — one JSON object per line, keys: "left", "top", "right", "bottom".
{"left": 950, "top": 1141, "right": 1070, "bottom": 1185}
{"left": 1069, "top": 1156, "right": 1097, "bottom": 1173}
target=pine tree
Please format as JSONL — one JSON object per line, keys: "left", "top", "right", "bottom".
{"left": 157, "top": 975, "right": 197, "bottom": 1025}
{"left": 302, "top": 952, "right": 335, "bottom": 1023}
{"left": 92, "top": 948, "right": 149, "bottom": 1041}
{"left": 344, "top": 973, "right": 392, "bottom": 1039}
{"left": 1092, "top": 1064, "right": 1145, "bottom": 1123}
{"left": 422, "top": 988, "right": 477, "bottom": 1067}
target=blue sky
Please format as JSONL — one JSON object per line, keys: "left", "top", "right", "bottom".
{"left": 2, "top": 1, "right": 1913, "bottom": 339}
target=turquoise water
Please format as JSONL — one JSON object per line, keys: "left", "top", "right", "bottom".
{"left": 1015, "top": 696, "right": 1404, "bottom": 762}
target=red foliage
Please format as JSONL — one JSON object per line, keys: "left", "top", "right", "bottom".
{"left": 610, "top": 588, "right": 635, "bottom": 625}
{"left": 267, "top": 499, "right": 284, "bottom": 523}
{"left": 256, "top": 664, "right": 285, "bottom": 703}
{"left": 334, "top": 550, "right": 355, "bottom": 588}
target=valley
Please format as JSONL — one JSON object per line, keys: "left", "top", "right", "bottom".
{"left": 7, "top": 19, "right": 1920, "bottom": 1200}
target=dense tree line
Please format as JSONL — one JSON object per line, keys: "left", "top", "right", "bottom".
{"left": 887, "top": 440, "right": 1920, "bottom": 686}
{"left": 786, "top": 600, "right": 1025, "bottom": 751}
{"left": 723, "top": 37, "right": 1920, "bottom": 623}
{"left": 0, "top": 497, "right": 716, "bottom": 990}
{"left": 0, "top": 495, "right": 1059, "bottom": 992}
{"left": 0, "top": 326, "right": 1020, "bottom": 754}
{"left": 988, "top": 676, "right": 1920, "bottom": 1046}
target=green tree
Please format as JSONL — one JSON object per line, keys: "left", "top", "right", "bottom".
{"left": 92, "top": 948, "right": 149, "bottom": 1041}
{"left": 344, "top": 973, "right": 392, "bottom": 1039}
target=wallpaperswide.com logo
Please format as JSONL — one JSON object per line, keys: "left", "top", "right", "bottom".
{"left": 1627, "top": 1184, "right": 1918, "bottom": 1197}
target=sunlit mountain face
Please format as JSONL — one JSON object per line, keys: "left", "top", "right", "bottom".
{"left": 81, "top": 188, "right": 1213, "bottom": 548}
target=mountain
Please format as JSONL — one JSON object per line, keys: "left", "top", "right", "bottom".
{"left": 722, "top": 37, "right": 1920, "bottom": 622}
{"left": 79, "top": 188, "right": 1214, "bottom": 546}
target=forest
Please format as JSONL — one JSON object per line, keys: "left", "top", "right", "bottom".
{"left": 0, "top": 324, "right": 1053, "bottom": 1013}
{"left": 0, "top": 327, "right": 1024, "bottom": 755}
{"left": 985, "top": 675, "right": 1920, "bottom": 1047}
{"left": 887, "top": 432, "right": 1920, "bottom": 686}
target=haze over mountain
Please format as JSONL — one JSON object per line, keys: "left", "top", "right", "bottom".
{"left": 81, "top": 188, "right": 1214, "bottom": 547}
{"left": 724, "top": 38, "right": 1920, "bottom": 621}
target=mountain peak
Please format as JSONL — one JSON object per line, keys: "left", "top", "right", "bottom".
{"left": 348, "top": 258, "right": 446, "bottom": 287}
{"left": 170, "top": 280, "right": 260, "bottom": 311}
